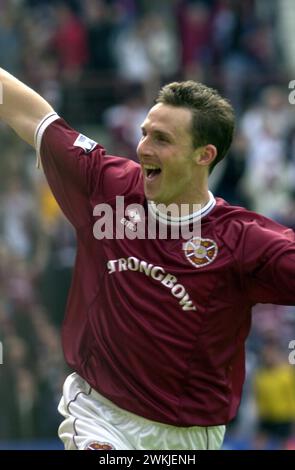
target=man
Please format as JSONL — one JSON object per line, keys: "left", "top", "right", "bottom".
{"left": 0, "top": 69, "right": 294, "bottom": 450}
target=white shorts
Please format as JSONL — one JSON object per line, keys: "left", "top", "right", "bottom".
{"left": 58, "top": 372, "right": 225, "bottom": 450}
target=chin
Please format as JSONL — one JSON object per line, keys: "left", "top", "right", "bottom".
{"left": 148, "top": 195, "right": 162, "bottom": 204}
{"left": 144, "top": 189, "right": 156, "bottom": 202}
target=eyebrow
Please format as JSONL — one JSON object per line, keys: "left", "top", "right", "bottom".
{"left": 140, "top": 125, "right": 174, "bottom": 139}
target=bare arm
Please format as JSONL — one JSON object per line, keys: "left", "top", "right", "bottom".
{"left": 0, "top": 68, "right": 54, "bottom": 147}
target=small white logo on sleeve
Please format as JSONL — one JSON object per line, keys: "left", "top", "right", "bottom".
{"left": 73, "top": 134, "right": 97, "bottom": 153}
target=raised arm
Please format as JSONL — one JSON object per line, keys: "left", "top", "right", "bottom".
{"left": 0, "top": 68, "right": 54, "bottom": 147}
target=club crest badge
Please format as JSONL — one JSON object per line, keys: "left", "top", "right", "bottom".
{"left": 183, "top": 237, "right": 218, "bottom": 268}
{"left": 85, "top": 441, "right": 115, "bottom": 450}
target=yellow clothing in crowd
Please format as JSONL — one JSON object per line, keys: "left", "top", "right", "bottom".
{"left": 254, "top": 364, "right": 295, "bottom": 421}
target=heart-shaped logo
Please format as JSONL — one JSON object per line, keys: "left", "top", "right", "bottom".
{"left": 183, "top": 237, "right": 218, "bottom": 268}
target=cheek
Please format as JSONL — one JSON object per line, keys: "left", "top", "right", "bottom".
{"left": 136, "top": 141, "right": 142, "bottom": 155}
{"left": 166, "top": 161, "right": 192, "bottom": 184}
{"left": 166, "top": 157, "right": 184, "bottom": 175}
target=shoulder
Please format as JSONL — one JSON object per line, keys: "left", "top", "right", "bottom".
{"left": 36, "top": 114, "right": 141, "bottom": 176}
{"left": 99, "top": 154, "right": 142, "bottom": 196}
{"left": 208, "top": 197, "right": 294, "bottom": 250}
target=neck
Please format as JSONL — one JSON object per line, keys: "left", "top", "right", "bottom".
{"left": 155, "top": 189, "right": 211, "bottom": 218}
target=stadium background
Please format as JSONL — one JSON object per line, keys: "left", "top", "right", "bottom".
{"left": 0, "top": 0, "right": 295, "bottom": 450}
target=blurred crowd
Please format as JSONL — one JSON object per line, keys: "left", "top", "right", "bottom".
{"left": 0, "top": 0, "right": 295, "bottom": 449}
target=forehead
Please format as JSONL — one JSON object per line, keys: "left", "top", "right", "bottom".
{"left": 142, "top": 103, "right": 192, "bottom": 136}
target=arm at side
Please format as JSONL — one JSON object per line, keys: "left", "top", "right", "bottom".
{"left": 0, "top": 68, "right": 54, "bottom": 147}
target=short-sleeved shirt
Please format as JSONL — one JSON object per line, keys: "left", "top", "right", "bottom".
{"left": 35, "top": 113, "right": 295, "bottom": 427}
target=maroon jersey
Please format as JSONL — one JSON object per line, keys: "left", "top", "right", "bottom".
{"left": 36, "top": 114, "right": 295, "bottom": 426}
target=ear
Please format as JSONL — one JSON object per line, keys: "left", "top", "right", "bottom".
{"left": 194, "top": 144, "right": 217, "bottom": 167}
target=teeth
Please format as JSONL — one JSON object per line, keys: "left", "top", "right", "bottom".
{"left": 144, "top": 164, "right": 160, "bottom": 170}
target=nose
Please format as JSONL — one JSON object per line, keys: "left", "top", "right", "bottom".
{"left": 137, "top": 135, "right": 153, "bottom": 157}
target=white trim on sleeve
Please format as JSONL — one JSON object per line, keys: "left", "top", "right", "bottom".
{"left": 34, "top": 112, "right": 60, "bottom": 169}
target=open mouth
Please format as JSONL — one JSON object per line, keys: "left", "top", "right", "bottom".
{"left": 144, "top": 165, "right": 162, "bottom": 180}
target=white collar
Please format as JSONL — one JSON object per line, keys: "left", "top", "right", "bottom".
{"left": 148, "top": 191, "right": 216, "bottom": 226}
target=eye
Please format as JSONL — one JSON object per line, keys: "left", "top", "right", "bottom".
{"left": 156, "top": 135, "right": 169, "bottom": 144}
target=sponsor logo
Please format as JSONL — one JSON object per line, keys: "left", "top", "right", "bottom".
{"left": 183, "top": 237, "right": 218, "bottom": 268}
{"left": 107, "top": 257, "right": 197, "bottom": 311}
{"left": 85, "top": 441, "right": 115, "bottom": 450}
